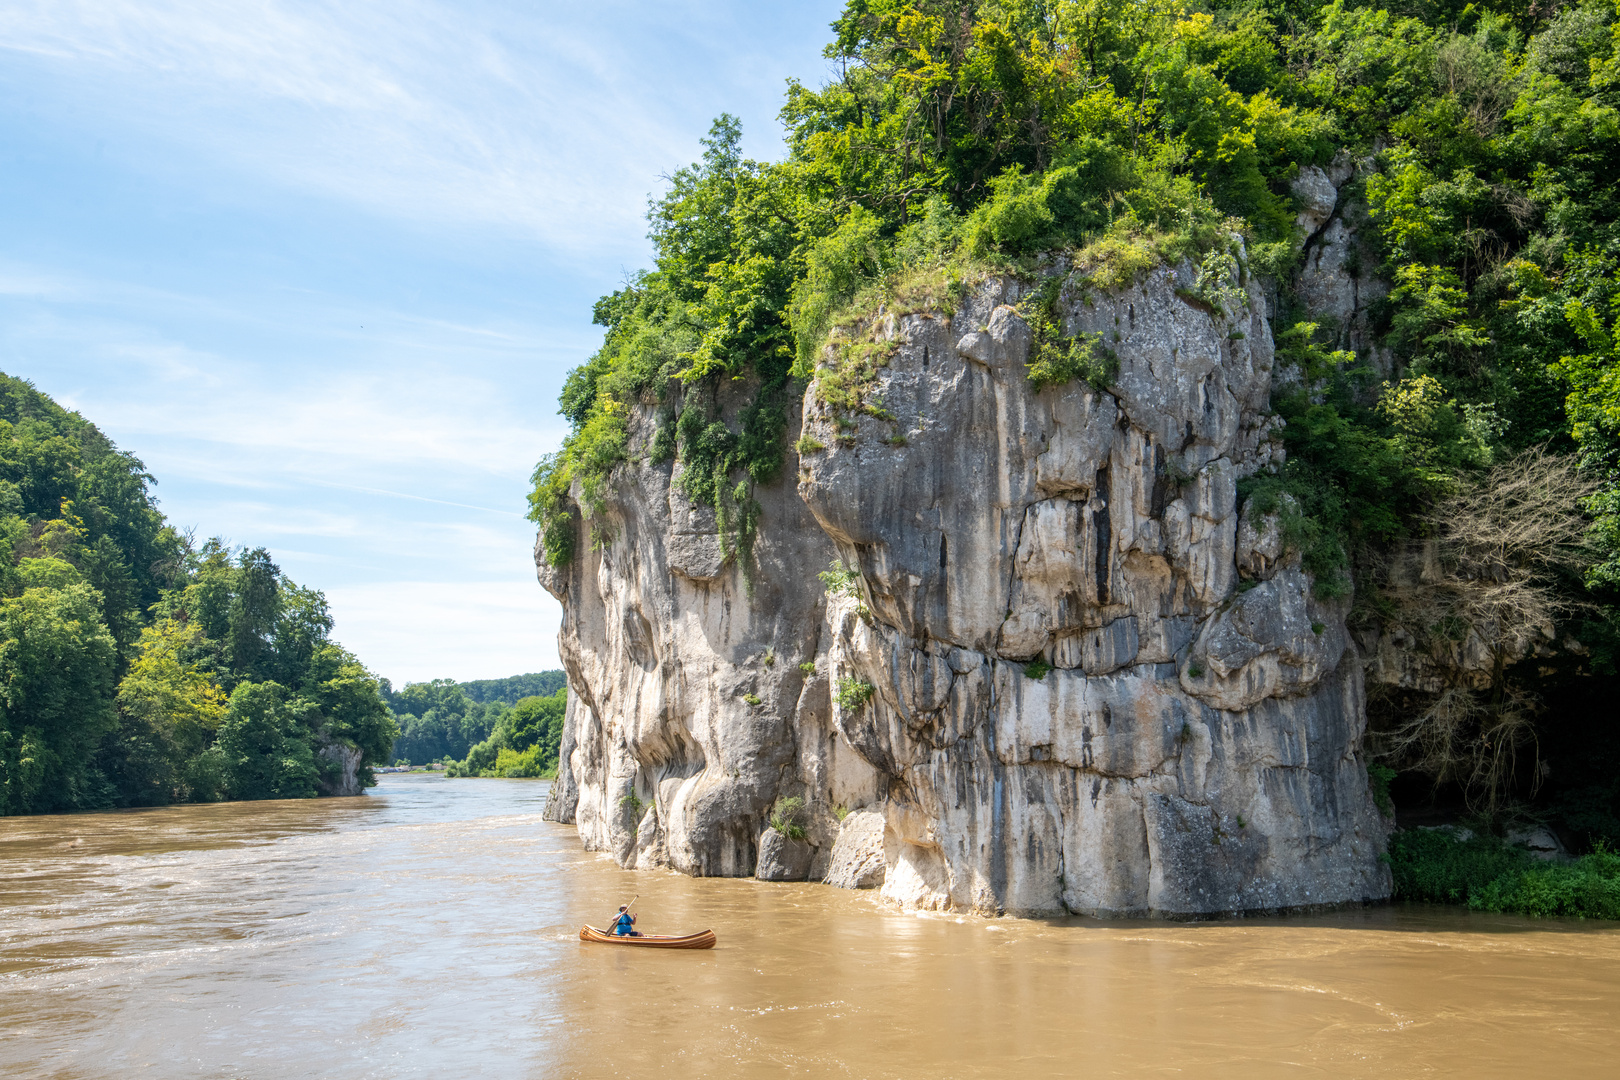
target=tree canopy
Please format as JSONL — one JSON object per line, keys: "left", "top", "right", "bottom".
{"left": 0, "top": 373, "right": 397, "bottom": 814}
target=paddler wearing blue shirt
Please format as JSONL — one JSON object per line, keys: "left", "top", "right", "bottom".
{"left": 612, "top": 905, "right": 640, "bottom": 936}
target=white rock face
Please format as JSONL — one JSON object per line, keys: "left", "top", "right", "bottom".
{"left": 1290, "top": 154, "right": 1393, "bottom": 379}
{"left": 1294, "top": 165, "right": 1339, "bottom": 235}
{"left": 540, "top": 257, "right": 1390, "bottom": 918}
{"left": 825, "top": 809, "right": 887, "bottom": 889}
{"left": 316, "top": 742, "right": 365, "bottom": 797}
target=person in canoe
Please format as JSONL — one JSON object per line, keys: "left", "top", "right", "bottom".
{"left": 611, "top": 904, "right": 641, "bottom": 937}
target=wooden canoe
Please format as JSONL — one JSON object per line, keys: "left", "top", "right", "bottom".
{"left": 578, "top": 925, "right": 717, "bottom": 949}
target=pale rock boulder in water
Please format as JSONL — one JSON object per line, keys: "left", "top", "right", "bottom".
{"left": 756, "top": 827, "right": 815, "bottom": 882}
{"left": 824, "top": 809, "right": 887, "bottom": 889}
{"left": 540, "top": 255, "right": 1391, "bottom": 917}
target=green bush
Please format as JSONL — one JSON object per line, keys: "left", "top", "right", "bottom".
{"left": 1368, "top": 763, "right": 1397, "bottom": 817}
{"left": 817, "top": 561, "right": 862, "bottom": 597}
{"left": 835, "top": 677, "right": 875, "bottom": 710}
{"left": 1017, "top": 269, "right": 1124, "bottom": 393}
{"left": 452, "top": 738, "right": 499, "bottom": 777}
{"left": 489, "top": 744, "right": 552, "bottom": 779}
{"left": 963, "top": 167, "right": 1058, "bottom": 258}
{"left": 1387, "top": 828, "right": 1620, "bottom": 919}
{"left": 528, "top": 454, "right": 577, "bottom": 569}
{"left": 789, "top": 206, "right": 888, "bottom": 374}
{"left": 1026, "top": 329, "right": 1117, "bottom": 391}
{"left": 439, "top": 687, "right": 566, "bottom": 778}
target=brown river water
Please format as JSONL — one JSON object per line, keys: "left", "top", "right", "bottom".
{"left": 2, "top": 774, "right": 1617, "bottom": 1079}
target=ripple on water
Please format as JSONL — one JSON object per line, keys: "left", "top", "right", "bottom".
{"left": 1, "top": 774, "right": 1617, "bottom": 1079}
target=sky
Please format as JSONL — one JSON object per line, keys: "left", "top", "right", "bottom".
{"left": 0, "top": 0, "right": 845, "bottom": 685}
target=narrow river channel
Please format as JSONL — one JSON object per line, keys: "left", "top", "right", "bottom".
{"left": 2, "top": 775, "right": 1616, "bottom": 1078}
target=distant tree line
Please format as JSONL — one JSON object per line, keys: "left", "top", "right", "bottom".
{"left": 384, "top": 671, "right": 567, "bottom": 778}
{"left": 0, "top": 373, "right": 397, "bottom": 814}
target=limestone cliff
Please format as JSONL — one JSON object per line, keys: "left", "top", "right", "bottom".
{"left": 540, "top": 255, "right": 1391, "bottom": 917}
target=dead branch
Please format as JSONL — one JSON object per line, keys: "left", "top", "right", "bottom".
{"left": 1368, "top": 448, "right": 1597, "bottom": 813}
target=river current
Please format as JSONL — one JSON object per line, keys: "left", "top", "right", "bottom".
{"left": 1, "top": 775, "right": 1616, "bottom": 1078}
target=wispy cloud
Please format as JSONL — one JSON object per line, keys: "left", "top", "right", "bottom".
{"left": 304, "top": 480, "right": 522, "bottom": 518}
{"left": 0, "top": 0, "right": 821, "bottom": 257}
{"left": 0, "top": 0, "right": 842, "bottom": 682}
{"left": 1, "top": 258, "right": 575, "bottom": 486}
{"left": 185, "top": 499, "right": 531, "bottom": 569}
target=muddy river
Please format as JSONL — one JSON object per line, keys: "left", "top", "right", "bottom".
{"left": 1, "top": 774, "right": 1615, "bottom": 1078}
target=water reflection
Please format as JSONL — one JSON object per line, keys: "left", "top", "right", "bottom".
{"left": 1, "top": 775, "right": 1616, "bottom": 1078}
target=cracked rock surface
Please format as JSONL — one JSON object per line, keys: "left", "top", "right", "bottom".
{"left": 541, "top": 259, "right": 1390, "bottom": 918}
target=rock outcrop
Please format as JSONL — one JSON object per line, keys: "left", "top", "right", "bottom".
{"left": 824, "top": 809, "right": 887, "bottom": 889}
{"left": 1290, "top": 152, "right": 1393, "bottom": 381}
{"left": 316, "top": 742, "right": 365, "bottom": 797}
{"left": 539, "top": 254, "right": 1391, "bottom": 917}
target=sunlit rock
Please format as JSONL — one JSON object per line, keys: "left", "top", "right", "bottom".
{"left": 540, "top": 257, "right": 1390, "bottom": 918}
{"left": 824, "top": 808, "right": 886, "bottom": 889}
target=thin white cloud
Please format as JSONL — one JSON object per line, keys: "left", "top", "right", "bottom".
{"left": 61, "top": 370, "right": 568, "bottom": 484}
{"left": 3, "top": 265, "right": 575, "bottom": 483}
{"left": 0, "top": 0, "right": 810, "bottom": 256}
{"left": 303, "top": 480, "right": 522, "bottom": 518}
{"left": 0, "top": 0, "right": 844, "bottom": 682}
{"left": 181, "top": 502, "right": 533, "bottom": 578}
{"left": 194, "top": 501, "right": 368, "bottom": 541}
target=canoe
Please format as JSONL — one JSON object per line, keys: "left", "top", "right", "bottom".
{"left": 578, "top": 924, "right": 716, "bottom": 949}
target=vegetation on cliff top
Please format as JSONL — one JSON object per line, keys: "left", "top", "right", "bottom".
{"left": 0, "top": 373, "right": 397, "bottom": 814}
{"left": 536, "top": 0, "right": 1620, "bottom": 842}
{"left": 528, "top": 0, "right": 1323, "bottom": 568}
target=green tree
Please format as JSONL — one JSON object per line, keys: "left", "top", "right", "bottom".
{"left": 501, "top": 691, "right": 567, "bottom": 756}
{"left": 0, "top": 583, "right": 118, "bottom": 813}
{"left": 215, "top": 681, "right": 319, "bottom": 801}
{"left": 107, "top": 617, "right": 228, "bottom": 805}
{"left": 307, "top": 644, "right": 397, "bottom": 784}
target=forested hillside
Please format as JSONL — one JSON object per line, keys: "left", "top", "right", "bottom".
{"left": 534, "top": 0, "right": 1620, "bottom": 841}
{"left": 385, "top": 671, "right": 567, "bottom": 775}
{"left": 457, "top": 670, "right": 566, "bottom": 704}
{"left": 0, "top": 374, "right": 396, "bottom": 813}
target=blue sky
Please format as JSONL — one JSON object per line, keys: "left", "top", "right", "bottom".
{"left": 0, "top": 0, "right": 844, "bottom": 685}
